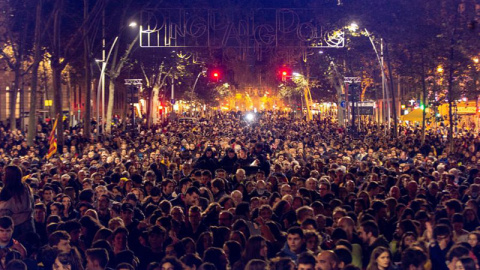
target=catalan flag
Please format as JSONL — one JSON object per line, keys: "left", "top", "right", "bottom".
{"left": 46, "top": 116, "right": 58, "bottom": 160}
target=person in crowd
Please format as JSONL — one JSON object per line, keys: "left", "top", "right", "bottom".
{"left": 86, "top": 248, "right": 109, "bottom": 270}
{"left": 316, "top": 250, "right": 340, "bottom": 270}
{"left": 0, "top": 216, "right": 26, "bottom": 258}
{"left": 0, "top": 165, "right": 35, "bottom": 242}
{"left": 297, "top": 252, "right": 316, "bottom": 270}
{"left": 276, "top": 226, "right": 307, "bottom": 262}
{"left": 367, "top": 246, "right": 395, "bottom": 270}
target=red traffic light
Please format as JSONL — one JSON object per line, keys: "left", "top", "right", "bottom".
{"left": 278, "top": 67, "right": 291, "bottom": 81}
{"left": 209, "top": 69, "right": 222, "bottom": 82}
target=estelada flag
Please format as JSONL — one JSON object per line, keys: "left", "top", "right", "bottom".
{"left": 46, "top": 116, "right": 58, "bottom": 160}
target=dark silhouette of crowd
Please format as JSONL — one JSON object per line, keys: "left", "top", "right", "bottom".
{"left": 0, "top": 111, "right": 479, "bottom": 270}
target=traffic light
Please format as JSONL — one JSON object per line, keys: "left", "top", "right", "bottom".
{"left": 278, "top": 67, "right": 291, "bottom": 82}
{"left": 208, "top": 69, "right": 222, "bottom": 82}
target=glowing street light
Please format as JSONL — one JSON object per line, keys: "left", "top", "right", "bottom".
{"left": 474, "top": 57, "right": 479, "bottom": 64}
{"left": 348, "top": 22, "right": 359, "bottom": 32}
{"left": 437, "top": 66, "right": 444, "bottom": 73}
{"left": 245, "top": 112, "right": 255, "bottom": 122}
{"left": 129, "top": 22, "right": 138, "bottom": 28}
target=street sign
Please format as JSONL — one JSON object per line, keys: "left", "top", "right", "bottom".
{"left": 340, "top": 101, "right": 346, "bottom": 108}
{"left": 171, "top": 99, "right": 176, "bottom": 105}
{"left": 344, "top": 77, "right": 361, "bottom": 83}
{"left": 349, "top": 101, "right": 375, "bottom": 115}
{"left": 355, "top": 107, "right": 374, "bottom": 115}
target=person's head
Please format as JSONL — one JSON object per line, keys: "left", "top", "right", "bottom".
{"left": 319, "top": 181, "right": 330, "bottom": 197}
{"left": 218, "top": 211, "right": 234, "bottom": 228}
{"left": 316, "top": 250, "right": 339, "bottom": 270}
{"left": 159, "top": 256, "right": 184, "bottom": 270}
{"left": 337, "top": 216, "right": 355, "bottom": 237}
{"left": 116, "top": 262, "right": 134, "bottom": 270}
{"left": 333, "top": 247, "right": 352, "bottom": 269}
{"left": 445, "top": 199, "right": 463, "bottom": 217}
{"left": 296, "top": 206, "right": 314, "bottom": 223}
{"left": 185, "top": 187, "right": 200, "bottom": 206}
{"left": 454, "top": 257, "right": 476, "bottom": 270}
{"left": 203, "top": 247, "right": 228, "bottom": 270}
{"left": 49, "top": 231, "right": 71, "bottom": 253}
{"left": 286, "top": 227, "right": 305, "bottom": 254}
{"left": 161, "top": 180, "right": 176, "bottom": 196}
{"left": 304, "top": 230, "right": 321, "bottom": 252}
{"left": 211, "top": 178, "right": 225, "bottom": 195}
{"left": 53, "top": 252, "right": 73, "bottom": 270}
{"left": 401, "top": 247, "right": 427, "bottom": 270}
{"left": 433, "top": 224, "right": 452, "bottom": 248}
{"left": 245, "top": 259, "right": 266, "bottom": 270}
{"left": 467, "top": 231, "right": 480, "bottom": 248}
{"left": 2, "top": 165, "right": 22, "bottom": 187}
{"left": 368, "top": 247, "right": 392, "bottom": 270}
{"left": 270, "top": 257, "right": 295, "bottom": 270}
{"left": 148, "top": 225, "right": 166, "bottom": 250}
{"left": 34, "top": 203, "right": 47, "bottom": 223}
{"left": 120, "top": 203, "right": 134, "bottom": 223}
{"left": 447, "top": 245, "right": 470, "bottom": 269}
{"left": 188, "top": 206, "right": 202, "bottom": 226}
{"left": 86, "top": 248, "right": 109, "bottom": 270}
{"left": 112, "top": 226, "right": 129, "bottom": 249}
{"left": 243, "top": 235, "right": 268, "bottom": 260}
{"left": 358, "top": 220, "right": 379, "bottom": 245}
{"left": 180, "top": 254, "right": 202, "bottom": 270}
{"left": 5, "top": 260, "right": 27, "bottom": 270}
{"left": 0, "top": 216, "right": 14, "bottom": 244}
{"left": 223, "top": 241, "right": 242, "bottom": 266}
{"left": 50, "top": 202, "right": 64, "bottom": 216}
{"left": 298, "top": 252, "right": 316, "bottom": 270}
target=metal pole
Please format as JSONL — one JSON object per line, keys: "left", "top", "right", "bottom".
{"left": 192, "top": 71, "right": 203, "bottom": 97}
{"left": 101, "top": 10, "right": 105, "bottom": 134}
{"left": 351, "top": 84, "right": 356, "bottom": 133}
{"left": 381, "top": 39, "right": 391, "bottom": 130}
{"left": 171, "top": 76, "right": 174, "bottom": 101}
{"left": 366, "top": 29, "right": 387, "bottom": 134}
{"left": 132, "top": 86, "right": 135, "bottom": 130}
{"left": 96, "top": 73, "right": 100, "bottom": 136}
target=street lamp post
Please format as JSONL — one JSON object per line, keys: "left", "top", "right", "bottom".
{"left": 189, "top": 69, "right": 206, "bottom": 115}
{"left": 191, "top": 69, "right": 206, "bottom": 98}
{"left": 95, "top": 36, "right": 118, "bottom": 138}
{"left": 95, "top": 21, "right": 137, "bottom": 138}
{"left": 364, "top": 29, "right": 391, "bottom": 129}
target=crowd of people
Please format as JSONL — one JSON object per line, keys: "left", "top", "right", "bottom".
{"left": 0, "top": 111, "right": 479, "bottom": 270}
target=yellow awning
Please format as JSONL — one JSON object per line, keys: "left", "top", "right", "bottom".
{"left": 401, "top": 109, "right": 433, "bottom": 122}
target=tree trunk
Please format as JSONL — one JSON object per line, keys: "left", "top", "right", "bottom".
{"left": 9, "top": 70, "right": 20, "bottom": 131}
{"left": 104, "top": 34, "right": 138, "bottom": 134}
{"left": 151, "top": 86, "right": 160, "bottom": 124}
{"left": 27, "top": 0, "right": 43, "bottom": 145}
{"left": 105, "top": 79, "right": 115, "bottom": 133}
